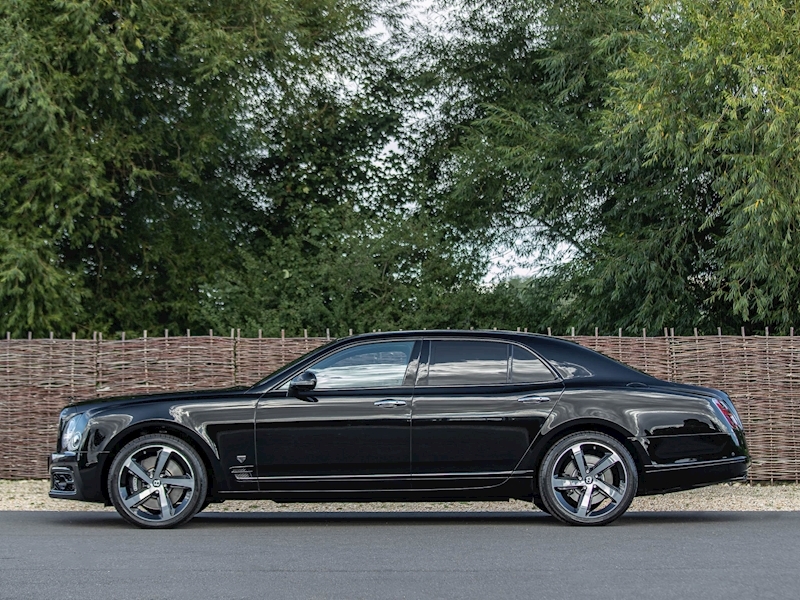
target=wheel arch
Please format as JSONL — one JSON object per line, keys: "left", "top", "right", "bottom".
{"left": 528, "top": 418, "right": 649, "bottom": 491}
{"left": 99, "top": 420, "right": 223, "bottom": 504}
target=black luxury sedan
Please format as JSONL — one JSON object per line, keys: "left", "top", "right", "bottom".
{"left": 49, "top": 330, "right": 749, "bottom": 528}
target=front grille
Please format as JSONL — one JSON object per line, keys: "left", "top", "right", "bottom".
{"left": 51, "top": 468, "right": 75, "bottom": 493}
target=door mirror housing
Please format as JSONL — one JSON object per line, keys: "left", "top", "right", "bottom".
{"left": 289, "top": 371, "right": 317, "bottom": 396}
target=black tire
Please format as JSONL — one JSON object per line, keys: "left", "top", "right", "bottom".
{"left": 532, "top": 494, "right": 550, "bottom": 514}
{"left": 108, "top": 433, "right": 207, "bottom": 529}
{"left": 538, "top": 431, "right": 637, "bottom": 526}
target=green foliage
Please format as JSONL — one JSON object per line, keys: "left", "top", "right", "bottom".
{"left": 604, "top": 0, "right": 800, "bottom": 329}
{"left": 6, "top": 0, "right": 800, "bottom": 337}
{"left": 190, "top": 66, "right": 535, "bottom": 335}
{"left": 0, "top": 0, "right": 375, "bottom": 335}
{"left": 1, "top": 0, "right": 518, "bottom": 337}
{"left": 417, "top": 0, "right": 800, "bottom": 334}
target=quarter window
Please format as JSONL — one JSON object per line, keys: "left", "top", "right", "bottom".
{"left": 426, "top": 340, "right": 509, "bottom": 386}
{"left": 309, "top": 341, "right": 416, "bottom": 390}
{"left": 511, "top": 346, "right": 555, "bottom": 383}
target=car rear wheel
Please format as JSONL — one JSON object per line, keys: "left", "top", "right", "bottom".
{"left": 108, "top": 433, "right": 207, "bottom": 529}
{"left": 538, "top": 431, "right": 637, "bottom": 526}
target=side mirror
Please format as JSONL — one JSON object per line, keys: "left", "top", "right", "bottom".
{"left": 288, "top": 371, "right": 317, "bottom": 397}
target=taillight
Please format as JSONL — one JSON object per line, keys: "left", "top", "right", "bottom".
{"left": 712, "top": 397, "right": 743, "bottom": 430}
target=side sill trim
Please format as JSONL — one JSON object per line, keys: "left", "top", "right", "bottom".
{"left": 244, "top": 470, "right": 535, "bottom": 483}
{"left": 644, "top": 456, "right": 748, "bottom": 473}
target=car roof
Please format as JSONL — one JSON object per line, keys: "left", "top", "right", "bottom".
{"left": 250, "top": 330, "right": 655, "bottom": 389}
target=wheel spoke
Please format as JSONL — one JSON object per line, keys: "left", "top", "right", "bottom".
{"left": 123, "top": 487, "right": 155, "bottom": 510}
{"left": 152, "top": 448, "right": 173, "bottom": 479}
{"left": 576, "top": 484, "right": 594, "bottom": 518}
{"left": 570, "top": 444, "right": 588, "bottom": 478}
{"left": 594, "top": 479, "right": 624, "bottom": 504}
{"left": 552, "top": 477, "right": 583, "bottom": 490}
{"left": 160, "top": 476, "right": 195, "bottom": 491}
{"left": 123, "top": 457, "right": 152, "bottom": 484}
{"left": 158, "top": 488, "right": 174, "bottom": 519}
{"left": 588, "top": 453, "right": 620, "bottom": 479}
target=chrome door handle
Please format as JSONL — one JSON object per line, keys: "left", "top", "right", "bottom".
{"left": 518, "top": 395, "right": 551, "bottom": 404}
{"left": 374, "top": 399, "right": 407, "bottom": 407}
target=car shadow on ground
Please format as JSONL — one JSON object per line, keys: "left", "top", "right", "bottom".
{"left": 26, "top": 509, "right": 791, "bottom": 530}
{"left": 191, "top": 510, "right": 781, "bottom": 527}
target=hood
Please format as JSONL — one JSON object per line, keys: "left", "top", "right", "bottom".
{"left": 63, "top": 385, "right": 251, "bottom": 411}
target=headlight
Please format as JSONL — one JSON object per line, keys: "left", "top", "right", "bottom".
{"left": 61, "top": 413, "right": 89, "bottom": 452}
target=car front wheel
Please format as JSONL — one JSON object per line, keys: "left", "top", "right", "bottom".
{"left": 108, "top": 433, "right": 207, "bottom": 529}
{"left": 538, "top": 431, "right": 637, "bottom": 526}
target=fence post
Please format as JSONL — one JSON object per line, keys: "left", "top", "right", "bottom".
{"left": 186, "top": 329, "right": 191, "bottom": 384}
{"left": 765, "top": 326, "right": 774, "bottom": 483}
{"left": 1, "top": 334, "right": 8, "bottom": 477}
{"left": 791, "top": 328, "right": 798, "bottom": 483}
{"left": 143, "top": 330, "right": 148, "bottom": 389}
{"left": 96, "top": 331, "right": 103, "bottom": 395}
{"left": 664, "top": 328, "right": 674, "bottom": 383}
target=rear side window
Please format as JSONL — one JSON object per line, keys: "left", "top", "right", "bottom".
{"left": 425, "top": 340, "right": 508, "bottom": 386}
{"left": 511, "top": 346, "right": 556, "bottom": 383}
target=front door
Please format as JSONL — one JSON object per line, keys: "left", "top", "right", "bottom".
{"left": 411, "top": 339, "right": 564, "bottom": 490}
{"left": 255, "top": 339, "right": 420, "bottom": 492}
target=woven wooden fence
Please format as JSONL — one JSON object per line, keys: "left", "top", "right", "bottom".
{"left": 1, "top": 331, "right": 798, "bottom": 483}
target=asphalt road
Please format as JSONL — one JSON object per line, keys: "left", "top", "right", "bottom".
{"left": 1, "top": 510, "right": 798, "bottom": 600}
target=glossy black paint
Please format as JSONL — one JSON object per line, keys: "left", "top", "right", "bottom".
{"left": 49, "top": 330, "right": 749, "bottom": 507}
{"left": 254, "top": 388, "right": 413, "bottom": 489}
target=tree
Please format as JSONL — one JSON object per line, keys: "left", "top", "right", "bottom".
{"left": 0, "top": 0, "right": 371, "bottom": 335}
{"left": 603, "top": 0, "right": 800, "bottom": 329}
{"left": 415, "top": 0, "right": 800, "bottom": 333}
{"left": 190, "top": 64, "right": 531, "bottom": 335}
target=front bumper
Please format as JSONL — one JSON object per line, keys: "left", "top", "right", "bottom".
{"left": 48, "top": 453, "right": 105, "bottom": 503}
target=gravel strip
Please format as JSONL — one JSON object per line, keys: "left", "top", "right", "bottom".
{"left": 2, "top": 480, "right": 800, "bottom": 512}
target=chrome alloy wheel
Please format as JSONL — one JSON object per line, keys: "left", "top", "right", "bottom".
{"left": 539, "top": 431, "right": 637, "bottom": 525}
{"left": 109, "top": 433, "right": 207, "bottom": 528}
{"left": 549, "top": 441, "right": 628, "bottom": 520}
{"left": 116, "top": 443, "right": 196, "bottom": 524}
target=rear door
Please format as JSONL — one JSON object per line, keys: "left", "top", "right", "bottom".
{"left": 411, "top": 338, "right": 564, "bottom": 490}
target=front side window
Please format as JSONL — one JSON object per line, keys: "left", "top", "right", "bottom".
{"left": 307, "top": 341, "right": 416, "bottom": 390}
{"left": 425, "top": 340, "right": 509, "bottom": 386}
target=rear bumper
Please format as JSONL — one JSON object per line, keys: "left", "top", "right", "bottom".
{"left": 639, "top": 456, "right": 749, "bottom": 495}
